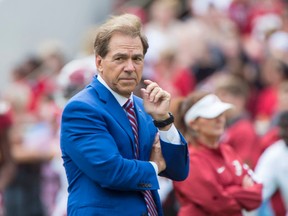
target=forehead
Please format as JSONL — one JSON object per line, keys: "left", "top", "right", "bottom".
{"left": 108, "top": 33, "right": 143, "bottom": 54}
{"left": 195, "top": 117, "right": 212, "bottom": 123}
{"left": 197, "top": 114, "right": 223, "bottom": 122}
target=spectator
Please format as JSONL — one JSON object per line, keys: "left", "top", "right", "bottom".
{"left": 214, "top": 73, "right": 261, "bottom": 169}
{"left": 3, "top": 57, "right": 58, "bottom": 216}
{"left": 173, "top": 92, "right": 263, "bottom": 216}
{"left": 0, "top": 98, "right": 15, "bottom": 215}
{"left": 254, "top": 57, "right": 288, "bottom": 135}
{"left": 254, "top": 111, "right": 288, "bottom": 215}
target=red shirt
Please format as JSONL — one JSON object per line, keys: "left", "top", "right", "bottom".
{"left": 173, "top": 143, "right": 262, "bottom": 216}
{"left": 259, "top": 126, "right": 280, "bottom": 153}
{"left": 173, "top": 67, "right": 196, "bottom": 97}
{"left": 221, "top": 117, "right": 261, "bottom": 169}
{"left": 255, "top": 86, "right": 278, "bottom": 120}
{"left": 0, "top": 107, "right": 12, "bottom": 130}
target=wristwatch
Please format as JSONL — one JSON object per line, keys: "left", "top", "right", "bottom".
{"left": 153, "top": 112, "right": 174, "bottom": 128}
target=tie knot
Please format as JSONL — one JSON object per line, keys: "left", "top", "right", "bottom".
{"left": 123, "top": 99, "right": 133, "bottom": 110}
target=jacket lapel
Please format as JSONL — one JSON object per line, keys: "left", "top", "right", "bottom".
{"left": 90, "top": 76, "right": 135, "bottom": 145}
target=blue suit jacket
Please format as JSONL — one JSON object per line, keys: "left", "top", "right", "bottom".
{"left": 60, "top": 76, "right": 189, "bottom": 216}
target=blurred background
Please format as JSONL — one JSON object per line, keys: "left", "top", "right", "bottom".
{"left": 0, "top": 0, "right": 288, "bottom": 215}
{"left": 0, "top": 0, "right": 114, "bottom": 91}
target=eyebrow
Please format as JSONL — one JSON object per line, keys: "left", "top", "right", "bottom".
{"left": 113, "top": 53, "right": 144, "bottom": 59}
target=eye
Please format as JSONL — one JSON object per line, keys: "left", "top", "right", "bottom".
{"left": 134, "top": 56, "right": 143, "bottom": 62}
{"left": 115, "top": 57, "right": 123, "bottom": 61}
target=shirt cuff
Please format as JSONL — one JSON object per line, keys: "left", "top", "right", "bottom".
{"left": 158, "top": 124, "right": 181, "bottom": 144}
{"left": 149, "top": 161, "right": 158, "bottom": 174}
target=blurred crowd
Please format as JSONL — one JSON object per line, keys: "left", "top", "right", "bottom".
{"left": 1, "top": 0, "right": 288, "bottom": 215}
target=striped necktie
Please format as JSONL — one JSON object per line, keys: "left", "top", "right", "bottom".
{"left": 123, "top": 99, "right": 158, "bottom": 216}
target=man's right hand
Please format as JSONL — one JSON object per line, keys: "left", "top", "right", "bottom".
{"left": 149, "top": 133, "right": 166, "bottom": 173}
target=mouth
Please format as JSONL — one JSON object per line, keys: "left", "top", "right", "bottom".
{"left": 215, "top": 126, "right": 224, "bottom": 131}
{"left": 119, "top": 77, "right": 137, "bottom": 83}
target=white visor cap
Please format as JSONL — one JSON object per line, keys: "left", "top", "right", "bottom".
{"left": 184, "top": 94, "right": 233, "bottom": 125}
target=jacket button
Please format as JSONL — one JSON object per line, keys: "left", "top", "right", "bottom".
{"left": 137, "top": 183, "right": 143, "bottom": 187}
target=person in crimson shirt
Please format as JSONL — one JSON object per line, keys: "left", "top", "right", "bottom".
{"left": 0, "top": 99, "right": 16, "bottom": 213}
{"left": 214, "top": 74, "right": 261, "bottom": 169}
{"left": 172, "top": 92, "right": 263, "bottom": 216}
{"left": 0, "top": 100, "right": 15, "bottom": 190}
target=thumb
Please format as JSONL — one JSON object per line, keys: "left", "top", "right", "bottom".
{"left": 153, "top": 132, "right": 160, "bottom": 144}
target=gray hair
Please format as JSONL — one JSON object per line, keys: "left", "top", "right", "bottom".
{"left": 94, "top": 13, "right": 149, "bottom": 57}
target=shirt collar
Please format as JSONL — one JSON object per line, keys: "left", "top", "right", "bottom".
{"left": 97, "top": 75, "right": 133, "bottom": 107}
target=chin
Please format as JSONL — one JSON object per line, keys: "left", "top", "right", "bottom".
{"left": 120, "top": 89, "right": 134, "bottom": 97}
{"left": 123, "top": 86, "right": 136, "bottom": 93}
{"left": 212, "top": 132, "right": 223, "bottom": 139}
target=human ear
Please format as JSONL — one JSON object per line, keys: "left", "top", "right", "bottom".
{"left": 96, "top": 55, "right": 103, "bottom": 73}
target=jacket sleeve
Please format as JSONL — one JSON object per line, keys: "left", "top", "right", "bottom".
{"left": 225, "top": 184, "right": 263, "bottom": 210}
{"left": 159, "top": 132, "right": 189, "bottom": 181}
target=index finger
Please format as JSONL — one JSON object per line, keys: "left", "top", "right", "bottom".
{"left": 143, "top": 79, "right": 153, "bottom": 85}
{"left": 143, "top": 80, "right": 159, "bottom": 94}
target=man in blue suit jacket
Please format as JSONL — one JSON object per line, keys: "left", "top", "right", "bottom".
{"left": 60, "top": 13, "right": 189, "bottom": 216}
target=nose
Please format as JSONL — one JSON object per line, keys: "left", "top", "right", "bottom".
{"left": 124, "top": 59, "right": 135, "bottom": 72}
{"left": 216, "top": 113, "right": 225, "bottom": 122}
